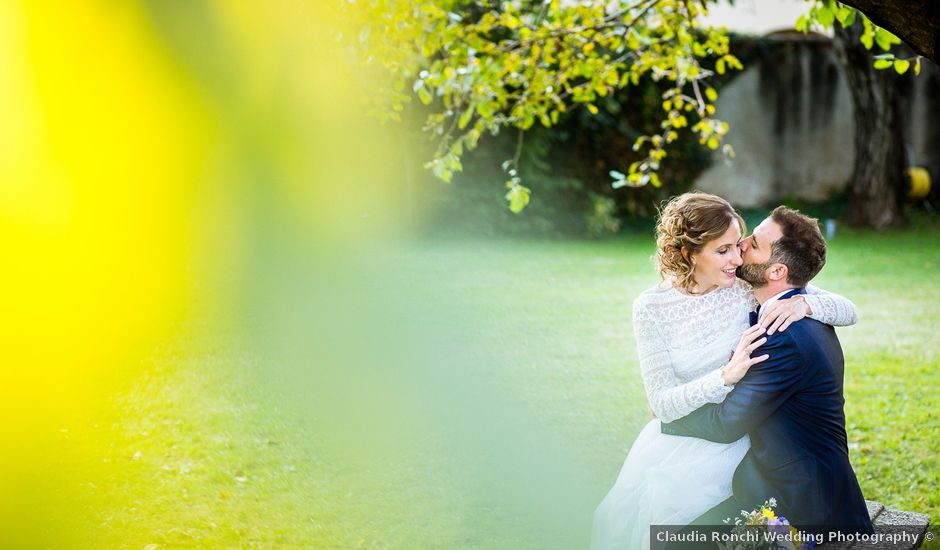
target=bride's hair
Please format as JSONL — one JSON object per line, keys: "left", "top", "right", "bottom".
{"left": 655, "top": 192, "right": 746, "bottom": 293}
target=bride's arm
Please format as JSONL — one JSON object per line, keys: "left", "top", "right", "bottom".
{"left": 634, "top": 298, "right": 732, "bottom": 424}
{"left": 758, "top": 285, "right": 859, "bottom": 335}
{"left": 802, "top": 284, "right": 860, "bottom": 326}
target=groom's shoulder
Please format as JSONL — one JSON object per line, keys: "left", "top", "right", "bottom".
{"left": 765, "top": 317, "right": 834, "bottom": 350}
{"left": 787, "top": 316, "right": 833, "bottom": 337}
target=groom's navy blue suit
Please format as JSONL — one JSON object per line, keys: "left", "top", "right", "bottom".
{"left": 661, "top": 288, "right": 873, "bottom": 535}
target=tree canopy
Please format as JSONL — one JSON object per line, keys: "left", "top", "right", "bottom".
{"left": 348, "top": 0, "right": 930, "bottom": 216}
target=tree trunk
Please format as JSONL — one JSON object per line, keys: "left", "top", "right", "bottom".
{"left": 833, "top": 21, "right": 906, "bottom": 229}
{"left": 839, "top": 0, "right": 940, "bottom": 65}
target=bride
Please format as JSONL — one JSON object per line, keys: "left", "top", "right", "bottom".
{"left": 591, "top": 193, "right": 858, "bottom": 550}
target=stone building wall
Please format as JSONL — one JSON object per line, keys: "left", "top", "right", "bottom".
{"left": 694, "top": 34, "right": 940, "bottom": 207}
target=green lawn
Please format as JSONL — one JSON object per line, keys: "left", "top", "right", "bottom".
{"left": 75, "top": 216, "right": 940, "bottom": 548}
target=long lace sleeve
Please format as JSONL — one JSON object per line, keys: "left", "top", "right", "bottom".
{"left": 804, "top": 284, "right": 859, "bottom": 326}
{"left": 633, "top": 297, "right": 733, "bottom": 424}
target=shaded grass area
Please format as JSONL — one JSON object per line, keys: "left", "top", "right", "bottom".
{"left": 82, "top": 216, "right": 940, "bottom": 548}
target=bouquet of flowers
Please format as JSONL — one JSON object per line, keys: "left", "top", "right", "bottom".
{"left": 716, "top": 498, "right": 816, "bottom": 550}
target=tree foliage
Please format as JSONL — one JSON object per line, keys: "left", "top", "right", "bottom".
{"left": 797, "top": 0, "right": 920, "bottom": 76}
{"left": 348, "top": 0, "right": 740, "bottom": 211}
{"left": 346, "top": 0, "right": 920, "bottom": 214}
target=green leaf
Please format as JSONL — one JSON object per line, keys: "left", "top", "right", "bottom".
{"left": 417, "top": 85, "right": 433, "bottom": 105}
{"left": 505, "top": 183, "right": 531, "bottom": 213}
{"left": 873, "top": 58, "right": 894, "bottom": 70}
{"left": 458, "top": 106, "right": 474, "bottom": 129}
{"left": 795, "top": 14, "right": 808, "bottom": 32}
{"left": 522, "top": 112, "right": 534, "bottom": 129}
{"left": 436, "top": 166, "right": 453, "bottom": 183}
{"left": 817, "top": 6, "right": 835, "bottom": 27}
{"left": 860, "top": 18, "right": 875, "bottom": 49}
{"left": 838, "top": 7, "right": 856, "bottom": 27}
{"left": 466, "top": 128, "right": 481, "bottom": 150}
{"left": 444, "top": 152, "right": 462, "bottom": 172}
{"left": 626, "top": 29, "right": 640, "bottom": 50}
{"left": 874, "top": 27, "right": 900, "bottom": 51}
{"left": 835, "top": 6, "right": 852, "bottom": 26}
{"left": 894, "top": 59, "right": 911, "bottom": 74}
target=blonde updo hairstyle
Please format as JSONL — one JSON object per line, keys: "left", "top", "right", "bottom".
{"left": 655, "top": 192, "right": 746, "bottom": 293}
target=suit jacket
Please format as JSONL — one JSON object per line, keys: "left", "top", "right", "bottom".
{"left": 661, "top": 288, "right": 873, "bottom": 535}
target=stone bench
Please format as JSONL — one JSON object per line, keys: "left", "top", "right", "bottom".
{"left": 818, "top": 501, "right": 931, "bottom": 549}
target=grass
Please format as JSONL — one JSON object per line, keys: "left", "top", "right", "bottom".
{"left": 69, "top": 216, "right": 940, "bottom": 548}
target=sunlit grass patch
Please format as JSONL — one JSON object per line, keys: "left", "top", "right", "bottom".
{"left": 84, "top": 216, "right": 940, "bottom": 548}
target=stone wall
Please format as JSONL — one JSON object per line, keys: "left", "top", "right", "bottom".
{"left": 695, "top": 34, "right": 940, "bottom": 207}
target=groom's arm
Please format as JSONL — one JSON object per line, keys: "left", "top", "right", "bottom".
{"left": 661, "top": 335, "right": 804, "bottom": 443}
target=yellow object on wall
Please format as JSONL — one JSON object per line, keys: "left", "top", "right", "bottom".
{"left": 907, "top": 166, "right": 931, "bottom": 199}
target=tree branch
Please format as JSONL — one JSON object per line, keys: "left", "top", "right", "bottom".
{"left": 840, "top": 0, "right": 940, "bottom": 64}
{"left": 511, "top": 126, "right": 525, "bottom": 172}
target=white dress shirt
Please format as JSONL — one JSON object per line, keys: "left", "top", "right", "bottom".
{"left": 757, "top": 287, "right": 801, "bottom": 322}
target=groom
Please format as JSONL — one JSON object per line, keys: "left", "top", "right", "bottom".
{"left": 660, "top": 206, "right": 873, "bottom": 543}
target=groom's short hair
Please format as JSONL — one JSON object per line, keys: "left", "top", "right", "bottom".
{"left": 769, "top": 206, "right": 827, "bottom": 287}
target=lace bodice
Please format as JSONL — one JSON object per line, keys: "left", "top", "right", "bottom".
{"left": 633, "top": 279, "right": 858, "bottom": 423}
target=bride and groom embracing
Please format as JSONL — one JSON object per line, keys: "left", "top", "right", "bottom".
{"left": 592, "top": 193, "right": 874, "bottom": 550}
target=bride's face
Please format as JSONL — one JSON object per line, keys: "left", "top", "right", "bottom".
{"left": 690, "top": 220, "right": 743, "bottom": 292}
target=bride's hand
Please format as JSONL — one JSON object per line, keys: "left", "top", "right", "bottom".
{"left": 720, "top": 324, "right": 769, "bottom": 385}
{"left": 760, "top": 296, "right": 811, "bottom": 335}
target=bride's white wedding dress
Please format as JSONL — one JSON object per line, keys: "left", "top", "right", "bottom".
{"left": 591, "top": 278, "right": 858, "bottom": 550}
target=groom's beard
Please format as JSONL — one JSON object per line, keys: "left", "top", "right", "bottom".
{"left": 736, "top": 261, "right": 771, "bottom": 288}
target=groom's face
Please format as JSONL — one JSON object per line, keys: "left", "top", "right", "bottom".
{"left": 736, "top": 217, "right": 783, "bottom": 287}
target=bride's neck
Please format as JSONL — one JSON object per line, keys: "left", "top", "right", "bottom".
{"left": 678, "top": 280, "right": 719, "bottom": 296}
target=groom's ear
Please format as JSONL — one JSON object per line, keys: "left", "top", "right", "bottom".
{"left": 768, "top": 263, "right": 788, "bottom": 282}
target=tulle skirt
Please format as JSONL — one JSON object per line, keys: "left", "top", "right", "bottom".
{"left": 591, "top": 419, "right": 750, "bottom": 550}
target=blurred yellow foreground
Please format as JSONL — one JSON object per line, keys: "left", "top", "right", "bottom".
{"left": 0, "top": 1, "right": 413, "bottom": 545}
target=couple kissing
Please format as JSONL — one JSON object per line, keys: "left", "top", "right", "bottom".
{"left": 592, "top": 192, "right": 872, "bottom": 550}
